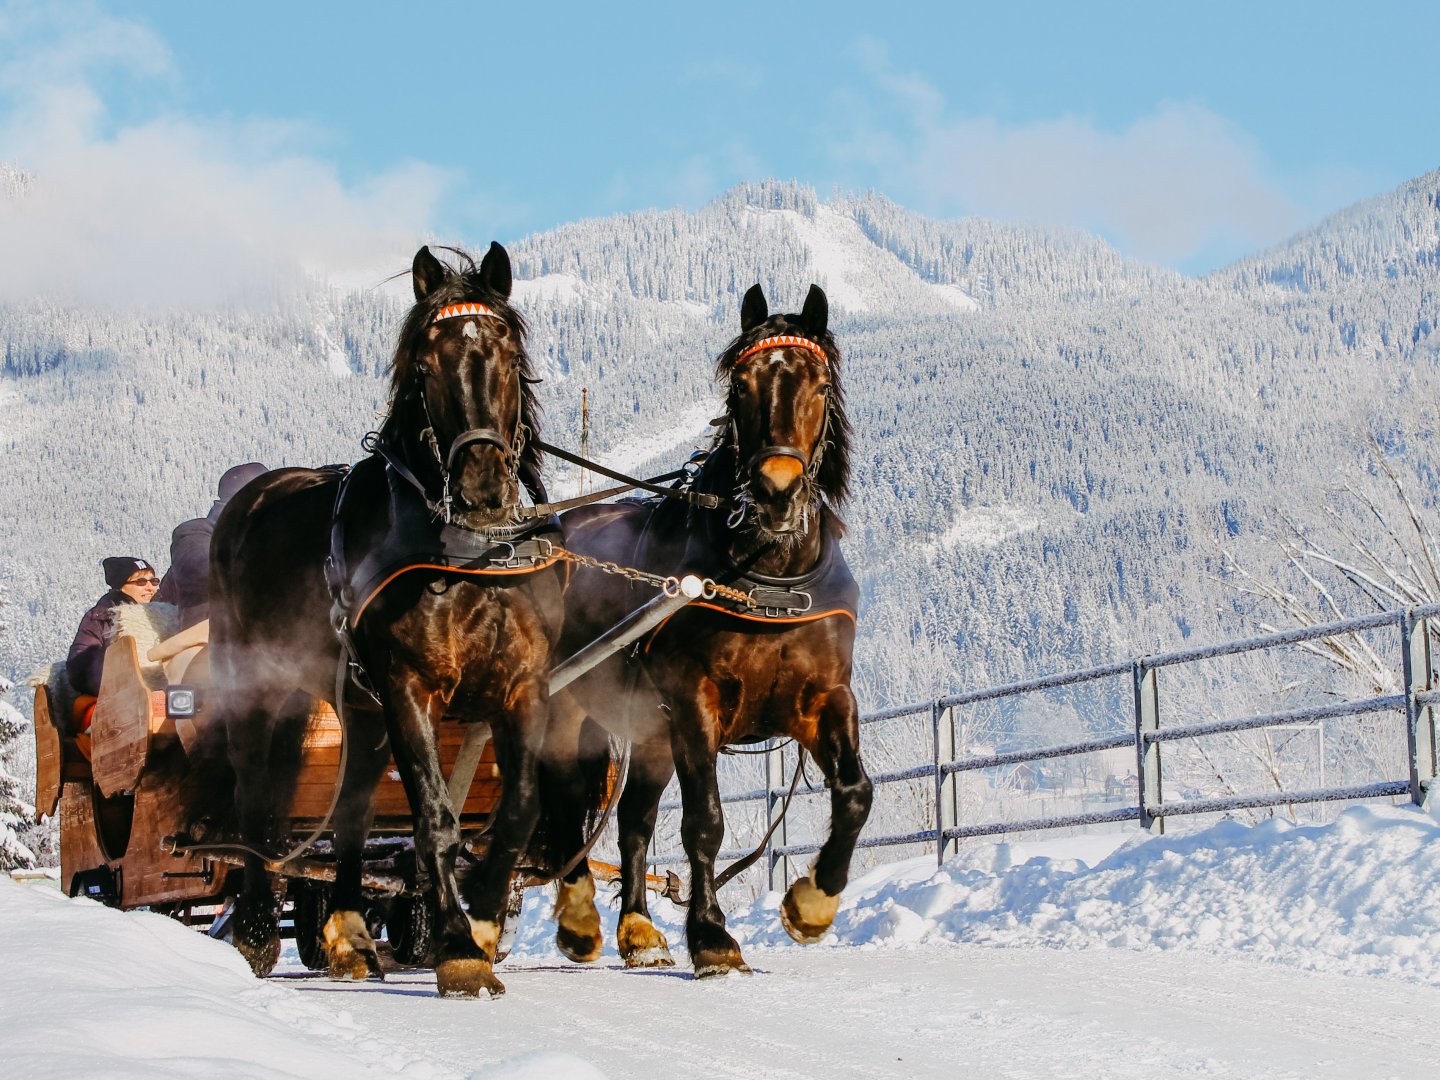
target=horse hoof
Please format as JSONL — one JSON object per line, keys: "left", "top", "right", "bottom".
{"left": 780, "top": 872, "right": 839, "bottom": 945}
{"left": 690, "top": 946, "right": 751, "bottom": 978}
{"left": 557, "top": 925, "right": 603, "bottom": 964}
{"left": 625, "top": 946, "right": 677, "bottom": 969}
{"left": 435, "top": 957, "right": 505, "bottom": 998}
{"left": 618, "top": 912, "right": 675, "bottom": 968}
{"left": 553, "top": 876, "right": 603, "bottom": 963}
{"left": 323, "top": 910, "right": 383, "bottom": 981}
{"left": 234, "top": 935, "right": 281, "bottom": 978}
{"left": 232, "top": 908, "right": 280, "bottom": 977}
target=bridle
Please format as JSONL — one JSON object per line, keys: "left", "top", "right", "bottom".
{"left": 726, "top": 334, "right": 833, "bottom": 531}
{"left": 379, "top": 301, "right": 527, "bottom": 527}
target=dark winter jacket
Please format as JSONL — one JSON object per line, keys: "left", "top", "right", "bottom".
{"left": 66, "top": 590, "right": 136, "bottom": 696}
{"left": 156, "top": 503, "right": 218, "bottom": 628}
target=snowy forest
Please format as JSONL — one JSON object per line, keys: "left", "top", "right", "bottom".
{"left": 3, "top": 165, "right": 1439, "bottom": 854}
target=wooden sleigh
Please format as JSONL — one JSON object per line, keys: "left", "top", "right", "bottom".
{"left": 33, "top": 605, "right": 675, "bottom": 968}
{"left": 33, "top": 612, "right": 526, "bottom": 967}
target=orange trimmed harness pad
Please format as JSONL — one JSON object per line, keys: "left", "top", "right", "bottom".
{"left": 734, "top": 334, "right": 829, "bottom": 365}
{"left": 644, "top": 601, "right": 853, "bottom": 652}
{"left": 352, "top": 555, "right": 564, "bottom": 625}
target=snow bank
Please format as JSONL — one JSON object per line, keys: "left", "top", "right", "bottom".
{"left": 8, "top": 804, "right": 1440, "bottom": 1076}
{"left": 0, "top": 880, "right": 605, "bottom": 1079}
{"left": 513, "top": 804, "right": 1440, "bottom": 985}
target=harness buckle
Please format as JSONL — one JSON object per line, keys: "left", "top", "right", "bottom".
{"left": 749, "top": 586, "right": 813, "bottom": 617}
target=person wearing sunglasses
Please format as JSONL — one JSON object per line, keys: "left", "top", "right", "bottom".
{"left": 65, "top": 556, "right": 161, "bottom": 730}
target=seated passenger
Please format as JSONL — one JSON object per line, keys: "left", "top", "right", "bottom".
{"left": 66, "top": 557, "right": 160, "bottom": 729}
{"left": 156, "top": 461, "right": 267, "bottom": 629}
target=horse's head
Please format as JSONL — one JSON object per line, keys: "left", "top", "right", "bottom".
{"left": 715, "top": 283, "right": 850, "bottom": 538}
{"left": 390, "top": 243, "right": 542, "bottom": 528}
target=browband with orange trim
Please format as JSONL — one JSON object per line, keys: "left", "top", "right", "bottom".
{"left": 735, "top": 335, "right": 829, "bottom": 364}
{"left": 433, "top": 302, "right": 504, "bottom": 324}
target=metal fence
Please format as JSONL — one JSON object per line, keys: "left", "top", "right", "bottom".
{"left": 647, "top": 604, "right": 1440, "bottom": 892}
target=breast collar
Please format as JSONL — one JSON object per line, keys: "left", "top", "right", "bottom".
{"left": 688, "top": 509, "right": 858, "bottom": 624}
{"left": 623, "top": 496, "right": 856, "bottom": 628}
{"left": 328, "top": 454, "right": 562, "bottom": 628}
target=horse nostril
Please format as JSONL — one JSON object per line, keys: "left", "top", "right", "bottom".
{"left": 757, "top": 457, "right": 803, "bottom": 494}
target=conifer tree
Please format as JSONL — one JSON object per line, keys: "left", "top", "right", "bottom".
{"left": 0, "top": 582, "right": 37, "bottom": 871}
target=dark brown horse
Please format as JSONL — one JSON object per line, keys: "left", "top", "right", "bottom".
{"left": 546, "top": 283, "right": 872, "bottom": 976}
{"left": 208, "top": 242, "right": 569, "bottom": 997}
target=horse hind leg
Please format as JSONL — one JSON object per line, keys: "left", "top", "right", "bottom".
{"left": 321, "top": 705, "right": 390, "bottom": 981}
{"left": 615, "top": 730, "right": 677, "bottom": 968}
{"left": 552, "top": 873, "right": 603, "bottom": 963}
{"left": 224, "top": 694, "right": 288, "bottom": 977}
{"left": 780, "top": 688, "right": 872, "bottom": 945}
{"left": 540, "top": 701, "right": 608, "bottom": 964}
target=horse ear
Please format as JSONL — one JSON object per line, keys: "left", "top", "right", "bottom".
{"left": 480, "top": 241, "right": 513, "bottom": 299}
{"left": 801, "top": 284, "right": 828, "bottom": 337}
{"left": 740, "top": 284, "right": 768, "bottom": 332}
{"left": 412, "top": 246, "right": 446, "bottom": 302}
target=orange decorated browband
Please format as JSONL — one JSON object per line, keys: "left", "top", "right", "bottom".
{"left": 735, "top": 335, "right": 828, "bottom": 364}
{"left": 433, "top": 302, "right": 504, "bottom": 324}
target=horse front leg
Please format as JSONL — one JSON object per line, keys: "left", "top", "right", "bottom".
{"left": 671, "top": 707, "right": 749, "bottom": 977}
{"left": 781, "top": 686, "right": 872, "bottom": 944}
{"left": 615, "top": 728, "right": 677, "bottom": 968}
{"left": 385, "top": 678, "right": 499, "bottom": 998}
{"left": 459, "top": 679, "right": 546, "bottom": 987}
{"left": 321, "top": 704, "right": 390, "bottom": 981}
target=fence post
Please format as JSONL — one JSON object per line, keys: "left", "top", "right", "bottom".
{"left": 1402, "top": 611, "right": 1437, "bottom": 806}
{"left": 933, "top": 701, "right": 959, "bottom": 864}
{"left": 765, "top": 739, "right": 790, "bottom": 892}
{"left": 1134, "top": 658, "right": 1164, "bottom": 834}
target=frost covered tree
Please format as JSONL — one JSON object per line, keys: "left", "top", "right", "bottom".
{"left": 1187, "top": 428, "right": 1440, "bottom": 818}
{"left": 0, "top": 581, "right": 37, "bottom": 870}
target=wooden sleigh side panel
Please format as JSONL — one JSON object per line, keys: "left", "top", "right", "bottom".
{"left": 33, "top": 685, "right": 63, "bottom": 821}
{"left": 285, "top": 707, "right": 504, "bottom": 829}
{"left": 91, "top": 636, "right": 174, "bottom": 798}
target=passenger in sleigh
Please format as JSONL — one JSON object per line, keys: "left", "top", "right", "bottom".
{"left": 156, "top": 461, "right": 267, "bottom": 629}
{"left": 66, "top": 556, "right": 160, "bottom": 731}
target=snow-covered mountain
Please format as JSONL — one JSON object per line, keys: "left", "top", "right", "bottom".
{"left": 3, "top": 170, "right": 1439, "bottom": 733}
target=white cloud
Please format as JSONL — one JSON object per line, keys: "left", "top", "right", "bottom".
{"left": 841, "top": 44, "right": 1307, "bottom": 267}
{"left": 0, "top": 3, "right": 447, "bottom": 308}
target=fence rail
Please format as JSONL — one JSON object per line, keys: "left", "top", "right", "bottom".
{"left": 647, "top": 605, "right": 1440, "bottom": 892}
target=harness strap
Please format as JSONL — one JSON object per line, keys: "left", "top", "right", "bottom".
{"left": 529, "top": 439, "right": 723, "bottom": 513}
{"left": 712, "top": 753, "right": 805, "bottom": 892}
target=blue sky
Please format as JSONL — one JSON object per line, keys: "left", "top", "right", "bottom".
{"left": 1, "top": 0, "right": 1436, "bottom": 303}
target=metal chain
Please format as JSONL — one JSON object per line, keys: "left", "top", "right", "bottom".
{"left": 550, "top": 546, "right": 754, "bottom": 608}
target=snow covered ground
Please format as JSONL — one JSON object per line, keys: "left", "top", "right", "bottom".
{"left": 5, "top": 803, "right": 1440, "bottom": 1078}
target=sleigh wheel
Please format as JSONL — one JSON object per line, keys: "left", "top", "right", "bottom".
{"left": 386, "top": 889, "right": 435, "bottom": 968}
{"left": 291, "top": 882, "right": 331, "bottom": 971}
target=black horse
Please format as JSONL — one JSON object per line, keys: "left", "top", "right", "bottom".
{"left": 208, "top": 242, "right": 570, "bottom": 997}
{"left": 546, "top": 283, "right": 872, "bottom": 976}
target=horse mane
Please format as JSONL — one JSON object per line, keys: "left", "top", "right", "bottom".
{"left": 385, "top": 246, "right": 544, "bottom": 491}
{"left": 710, "top": 316, "right": 851, "bottom": 510}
